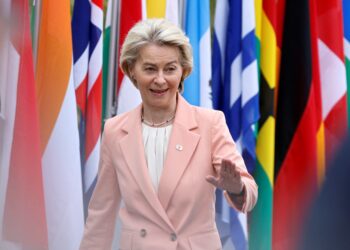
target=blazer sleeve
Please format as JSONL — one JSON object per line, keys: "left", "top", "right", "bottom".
{"left": 80, "top": 120, "right": 121, "bottom": 250}
{"left": 211, "top": 111, "right": 258, "bottom": 213}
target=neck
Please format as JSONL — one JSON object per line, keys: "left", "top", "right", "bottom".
{"left": 142, "top": 99, "right": 177, "bottom": 126}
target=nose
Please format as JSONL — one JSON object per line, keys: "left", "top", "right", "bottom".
{"left": 154, "top": 70, "right": 166, "bottom": 85}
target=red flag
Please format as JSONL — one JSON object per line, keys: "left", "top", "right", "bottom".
{"left": 115, "top": 0, "right": 142, "bottom": 114}
{"left": 2, "top": 0, "right": 47, "bottom": 248}
{"left": 117, "top": 0, "right": 142, "bottom": 93}
{"left": 273, "top": 0, "right": 322, "bottom": 249}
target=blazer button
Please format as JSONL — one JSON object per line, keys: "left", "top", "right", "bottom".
{"left": 175, "top": 144, "right": 183, "bottom": 151}
{"left": 140, "top": 229, "right": 147, "bottom": 238}
{"left": 170, "top": 233, "right": 177, "bottom": 241}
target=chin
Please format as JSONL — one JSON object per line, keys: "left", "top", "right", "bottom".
{"left": 148, "top": 101, "right": 172, "bottom": 109}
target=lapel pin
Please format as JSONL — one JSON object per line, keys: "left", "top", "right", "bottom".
{"left": 175, "top": 144, "right": 183, "bottom": 151}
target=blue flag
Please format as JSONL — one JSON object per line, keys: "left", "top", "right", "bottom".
{"left": 212, "top": 0, "right": 259, "bottom": 249}
{"left": 183, "top": 0, "right": 212, "bottom": 108}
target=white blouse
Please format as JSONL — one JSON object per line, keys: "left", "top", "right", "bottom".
{"left": 142, "top": 123, "right": 173, "bottom": 192}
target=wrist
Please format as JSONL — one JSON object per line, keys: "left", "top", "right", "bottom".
{"left": 227, "top": 185, "right": 245, "bottom": 197}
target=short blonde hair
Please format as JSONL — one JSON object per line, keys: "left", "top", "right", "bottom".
{"left": 119, "top": 19, "right": 193, "bottom": 93}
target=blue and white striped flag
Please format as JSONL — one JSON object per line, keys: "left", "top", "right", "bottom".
{"left": 212, "top": 0, "right": 259, "bottom": 249}
{"left": 183, "top": 0, "right": 212, "bottom": 108}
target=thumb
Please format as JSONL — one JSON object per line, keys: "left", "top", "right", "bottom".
{"left": 206, "top": 175, "right": 219, "bottom": 187}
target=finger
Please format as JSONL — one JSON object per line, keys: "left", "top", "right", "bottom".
{"left": 206, "top": 175, "right": 220, "bottom": 187}
{"left": 221, "top": 158, "right": 232, "bottom": 166}
{"left": 231, "top": 167, "right": 241, "bottom": 178}
{"left": 222, "top": 159, "right": 236, "bottom": 172}
{"left": 228, "top": 162, "right": 240, "bottom": 178}
{"left": 221, "top": 159, "right": 230, "bottom": 174}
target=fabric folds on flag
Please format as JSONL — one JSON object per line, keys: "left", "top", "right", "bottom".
{"left": 316, "top": 0, "right": 347, "bottom": 177}
{"left": 35, "top": 0, "right": 84, "bottom": 249}
{"left": 249, "top": 0, "right": 285, "bottom": 249}
{"left": 72, "top": 0, "right": 103, "bottom": 214}
{"left": 0, "top": 0, "right": 47, "bottom": 248}
{"left": 184, "top": 0, "right": 212, "bottom": 108}
{"left": 212, "top": 0, "right": 259, "bottom": 249}
{"left": 273, "top": 0, "right": 322, "bottom": 248}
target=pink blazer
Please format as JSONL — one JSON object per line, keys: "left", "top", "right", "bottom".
{"left": 80, "top": 95, "right": 258, "bottom": 250}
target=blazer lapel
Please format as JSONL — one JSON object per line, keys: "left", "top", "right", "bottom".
{"left": 119, "top": 105, "right": 175, "bottom": 231}
{"left": 158, "top": 95, "right": 200, "bottom": 210}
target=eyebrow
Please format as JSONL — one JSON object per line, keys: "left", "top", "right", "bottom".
{"left": 142, "top": 60, "right": 179, "bottom": 66}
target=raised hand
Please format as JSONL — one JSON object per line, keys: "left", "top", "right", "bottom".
{"left": 206, "top": 158, "right": 244, "bottom": 195}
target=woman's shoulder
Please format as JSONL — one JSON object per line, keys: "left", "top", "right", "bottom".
{"left": 103, "top": 108, "right": 137, "bottom": 135}
{"left": 104, "top": 112, "right": 127, "bottom": 129}
{"left": 191, "top": 105, "right": 224, "bottom": 123}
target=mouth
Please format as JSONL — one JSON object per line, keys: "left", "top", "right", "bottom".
{"left": 150, "top": 88, "right": 169, "bottom": 96}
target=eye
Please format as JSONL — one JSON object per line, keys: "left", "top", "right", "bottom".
{"left": 165, "top": 66, "right": 177, "bottom": 73}
{"left": 144, "top": 67, "right": 156, "bottom": 72}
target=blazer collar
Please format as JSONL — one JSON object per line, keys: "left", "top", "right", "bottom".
{"left": 119, "top": 104, "right": 174, "bottom": 231}
{"left": 119, "top": 94, "right": 200, "bottom": 227}
{"left": 172, "top": 94, "right": 198, "bottom": 130}
{"left": 157, "top": 95, "right": 201, "bottom": 210}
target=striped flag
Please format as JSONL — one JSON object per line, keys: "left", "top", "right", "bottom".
{"left": 344, "top": 0, "right": 350, "bottom": 125}
{"left": 316, "top": 0, "right": 347, "bottom": 178}
{"left": 0, "top": 0, "right": 47, "bottom": 248}
{"left": 273, "top": 0, "right": 322, "bottom": 248}
{"left": 35, "top": 0, "right": 84, "bottom": 249}
{"left": 72, "top": 0, "right": 103, "bottom": 213}
{"left": 183, "top": 0, "right": 212, "bottom": 108}
{"left": 249, "top": 0, "right": 285, "bottom": 249}
{"left": 116, "top": 0, "right": 143, "bottom": 114}
{"left": 212, "top": 0, "right": 259, "bottom": 249}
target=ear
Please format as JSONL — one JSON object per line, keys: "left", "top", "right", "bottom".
{"left": 128, "top": 69, "right": 139, "bottom": 89}
{"left": 128, "top": 66, "right": 135, "bottom": 80}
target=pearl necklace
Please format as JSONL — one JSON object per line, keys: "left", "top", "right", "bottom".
{"left": 141, "top": 113, "right": 175, "bottom": 127}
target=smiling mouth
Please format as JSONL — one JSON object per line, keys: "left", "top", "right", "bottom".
{"left": 150, "top": 89, "right": 168, "bottom": 94}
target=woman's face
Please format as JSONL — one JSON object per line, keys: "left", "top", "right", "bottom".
{"left": 131, "top": 44, "right": 183, "bottom": 112}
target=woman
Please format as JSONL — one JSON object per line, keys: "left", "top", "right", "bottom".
{"left": 80, "top": 19, "right": 257, "bottom": 250}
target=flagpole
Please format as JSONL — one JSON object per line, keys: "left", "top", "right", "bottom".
{"left": 179, "top": 0, "right": 184, "bottom": 27}
{"left": 106, "top": 0, "right": 120, "bottom": 118}
{"left": 33, "top": 0, "right": 42, "bottom": 70}
{"left": 180, "top": 0, "right": 186, "bottom": 28}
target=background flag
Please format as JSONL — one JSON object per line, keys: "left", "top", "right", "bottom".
{"left": 102, "top": 0, "right": 112, "bottom": 123}
{"left": 316, "top": 0, "right": 348, "bottom": 176}
{"left": 273, "top": 0, "right": 322, "bottom": 248}
{"left": 72, "top": 0, "right": 103, "bottom": 215}
{"left": 344, "top": 0, "right": 350, "bottom": 125}
{"left": 35, "top": 0, "right": 84, "bottom": 248}
{"left": 249, "top": 0, "right": 285, "bottom": 248}
{"left": 146, "top": 0, "right": 166, "bottom": 18}
{"left": 212, "top": 0, "right": 259, "bottom": 249}
{"left": 0, "top": 0, "right": 47, "bottom": 248}
{"left": 147, "top": 0, "right": 179, "bottom": 25}
{"left": 183, "top": 0, "right": 212, "bottom": 108}
{"left": 116, "top": 0, "right": 143, "bottom": 114}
